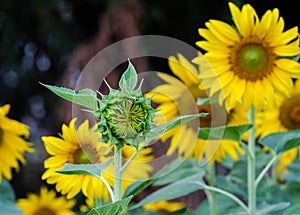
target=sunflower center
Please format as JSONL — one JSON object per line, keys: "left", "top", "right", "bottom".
{"left": 73, "top": 143, "right": 102, "bottom": 164}
{"left": 33, "top": 207, "right": 55, "bottom": 215}
{"left": 231, "top": 37, "right": 275, "bottom": 81}
{"left": 279, "top": 94, "right": 300, "bottom": 129}
{"left": 74, "top": 148, "right": 92, "bottom": 164}
{"left": 238, "top": 45, "right": 267, "bottom": 72}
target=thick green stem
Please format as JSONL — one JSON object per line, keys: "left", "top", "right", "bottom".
{"left": 207, "top": 161, "right": 217, "bottom": 215}
{"left": 114, "top": 145, "right": 123, "bottom": 202}
{"left": 248, "top": 105, "right": 256, "bottom": 215}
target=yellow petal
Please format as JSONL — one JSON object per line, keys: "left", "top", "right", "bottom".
{"left": 255, "top": 10, "right": 272, "bottom": 38}
{"left": 269, "top": 27, "right": 299, "bottom": 47}
{"left": 275, "top": 59, "right": 300, "bottom": 77}
{"left": 229, "top": 2, "right": 242, "bottom": 35}
{"left": 239, "top": 4, "right": 257, "bottom": 36}
{"left": 0, "top": 104, "right": 10, "bottom": 116}
{"left": 198, "top": 28, "right": 226, "bottom": 45}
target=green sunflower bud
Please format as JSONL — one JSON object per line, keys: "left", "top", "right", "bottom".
{"left": 96, "top": 60, "right": 155, "bottom": 147}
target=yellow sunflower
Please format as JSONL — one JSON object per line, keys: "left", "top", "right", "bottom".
{"left": 147, "top": 54, "right": 244, "bottom": 164}
{"left": 16, "top": 186, "right": 76, "bottom": 215}
{"left": 143, "top": 200, "right": 185, "bottom": 213}
{"left": 194, "top": 2, "right": 300, "bottom": 111}
{"left": 257, "top": 79, "right": 300, "bottom": 176}
{"left": 42, "top": 118, "right": 153, "bottom": 209}
{"left": 0, "top": 104, "right": 34, "bottom": 182}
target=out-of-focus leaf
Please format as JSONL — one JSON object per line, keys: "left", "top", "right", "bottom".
{"left": 260, "top": 130, "right": 300, "bottom": 154}
{"left": 124, "top": 179, "right": 156, "bottom": 198}
{"left": 129, "top": 173, "right": 205, "bottom": 210}
{"left": 198, "top": 124, "right": 252, "bottom": 141}
{"left": 0, "top": 179, "right": 22, "bottom": 215}
{"left": 146, "top": 113, "right": 207, "bottom": 144}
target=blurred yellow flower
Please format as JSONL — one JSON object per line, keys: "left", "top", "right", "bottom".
{"left": 194, "top": 2, "right": 300, "bottom": 111}
{"left": 42, "top": 118, "right": 153, "bottom": 208}
{"left": 17, "top": 186, "right": 75, "bottom": 215}
{"left": 143, "top": 200, "right": 185, "bottom": 213}
{"left": 147, "top": 54, "right": 244, "bottom": 164}
{"left": 0, "top": 104, "right": 33, "bottom": 182}
{"left": 258, "top": 79, "right": 300, "bottom": 176}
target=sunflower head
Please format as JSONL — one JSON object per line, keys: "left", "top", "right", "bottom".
{"left": 195, "top": 2, "right": 300, "bottom": 111}
{"left": 0, "top": 104, "right": 33, "bottom": 182}
{"left": 96, "top": 61, "right": 155, "bottom": 148}
{"left": 279, "top": 94, "right": 300, "bottom": 130}
{"left": 16, "top": 186, "right": 76, "bottom": 215}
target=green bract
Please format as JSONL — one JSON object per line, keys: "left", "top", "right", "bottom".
{"left": 96, "top": 60, "right": 155, "bottom": 147}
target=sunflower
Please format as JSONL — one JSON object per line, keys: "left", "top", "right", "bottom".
{"left": 194, "top": 2, "right": 300, "bottom": 111}
{"left": 0, "top": 104, "right": 34, "bottom": 182}
{"left": 16, "top": 186, "right": 76, "bottom": 215}
{"left": 143, "top": 200, "right": 185, "bottom": 213}
{"left": 257, "top": 79, "right": 300, "bottom": 176}
{"left": 147, "top": 54, "right": 244, "bottom": 164}
{"left": 42, "top": 118, "right": 153, "bottom": 209}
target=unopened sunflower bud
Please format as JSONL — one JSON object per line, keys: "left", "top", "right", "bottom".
{"left": 96, "top": 60, "right": 155, "bottom": 147}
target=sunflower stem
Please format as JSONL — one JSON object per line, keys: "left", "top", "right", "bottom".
{"left": 247, "top": 105, "right": 256, "bottom": 215}
{"left": 207, "top": 161, "right": 217, "bottom": 215}
{"left": 99, "top": 176, "right": 115, "bottom": 202}
{"left": 255, "top": 155, "right": 278, "bottom": 188}
{"left": 114, "top": 145, "right": 123, "bottom": 202}
{"left": 199, "top": 183, "right": 248, "bottom": 213}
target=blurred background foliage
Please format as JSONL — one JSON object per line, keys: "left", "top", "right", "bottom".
{"left": 0, "top": 0, "right": 298, "bottom": 206}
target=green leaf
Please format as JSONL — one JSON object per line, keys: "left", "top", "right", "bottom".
{"left": 0, "top": 179, "right": 22, "bottom": 215}
{"left": 153, "top": 159, "right": 205, "bottom": 186}
{"left": 260, "top": 130, "right": 300, "bottom": 154}
{"left": 146, "top": 113, "right": 207, "bottom": 144}
{"left": 282, "top": 159, "right": 300, "bottom": 182}
{"left": 40, "top": 83, "right": 99, "bottom": 111}
{"left": 256, "top": 202, "right": 291, "bottom": 215}
{"left": 129, "top": 173, "right": 204, "bottom": 210}
{"left": 198, "top": 124, "right": 252, "bottom": 141}
{"left": 88, "top": 196, "right": 132, "bottom": 215}
{"left": 283, "top": 204, "right": 300, "bottom": 215}
{"left": 124, "top": 179, "right": 156, "bottom": 198}
{"left": 57, "top": 160, "right": 113, "bottom": 178}
{"left": 119, "top": 60, "right": 137, "bottom": 92}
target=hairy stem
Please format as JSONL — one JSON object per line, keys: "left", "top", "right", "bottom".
{"left": 114, "top": 145, "right": 123, "bottom": 202}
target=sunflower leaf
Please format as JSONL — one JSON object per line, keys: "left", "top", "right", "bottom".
{"left": 198, "top": 124, "right": 252, "bottom": 141}
{"left": 119, "top": 60, "right": 138, "bottom": 93}
{"left": 40, "top": 83, "right": 99, "bottom": 111}
{"left": 88, "top": 196, "right": 132, "bottom": 215}
{"left": 0, "top": 179, "right": 22, "bottom": 215}
{"left": 124, "top": 179, "right": 156, "bottom": 198}
{"left": 260, "top": 130, "right": 300, "bottom": 154}
{"left": 128, "top": 173, "right": 205, "bottom": 210}
{"left": 153, "top": 158, "right": 205, "bottom": 186}
{"left": 56, "top": 159, "right": 113, "bottom": 178}
{"left": 145, "top": 113, "right": 208, "bottom": 144}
